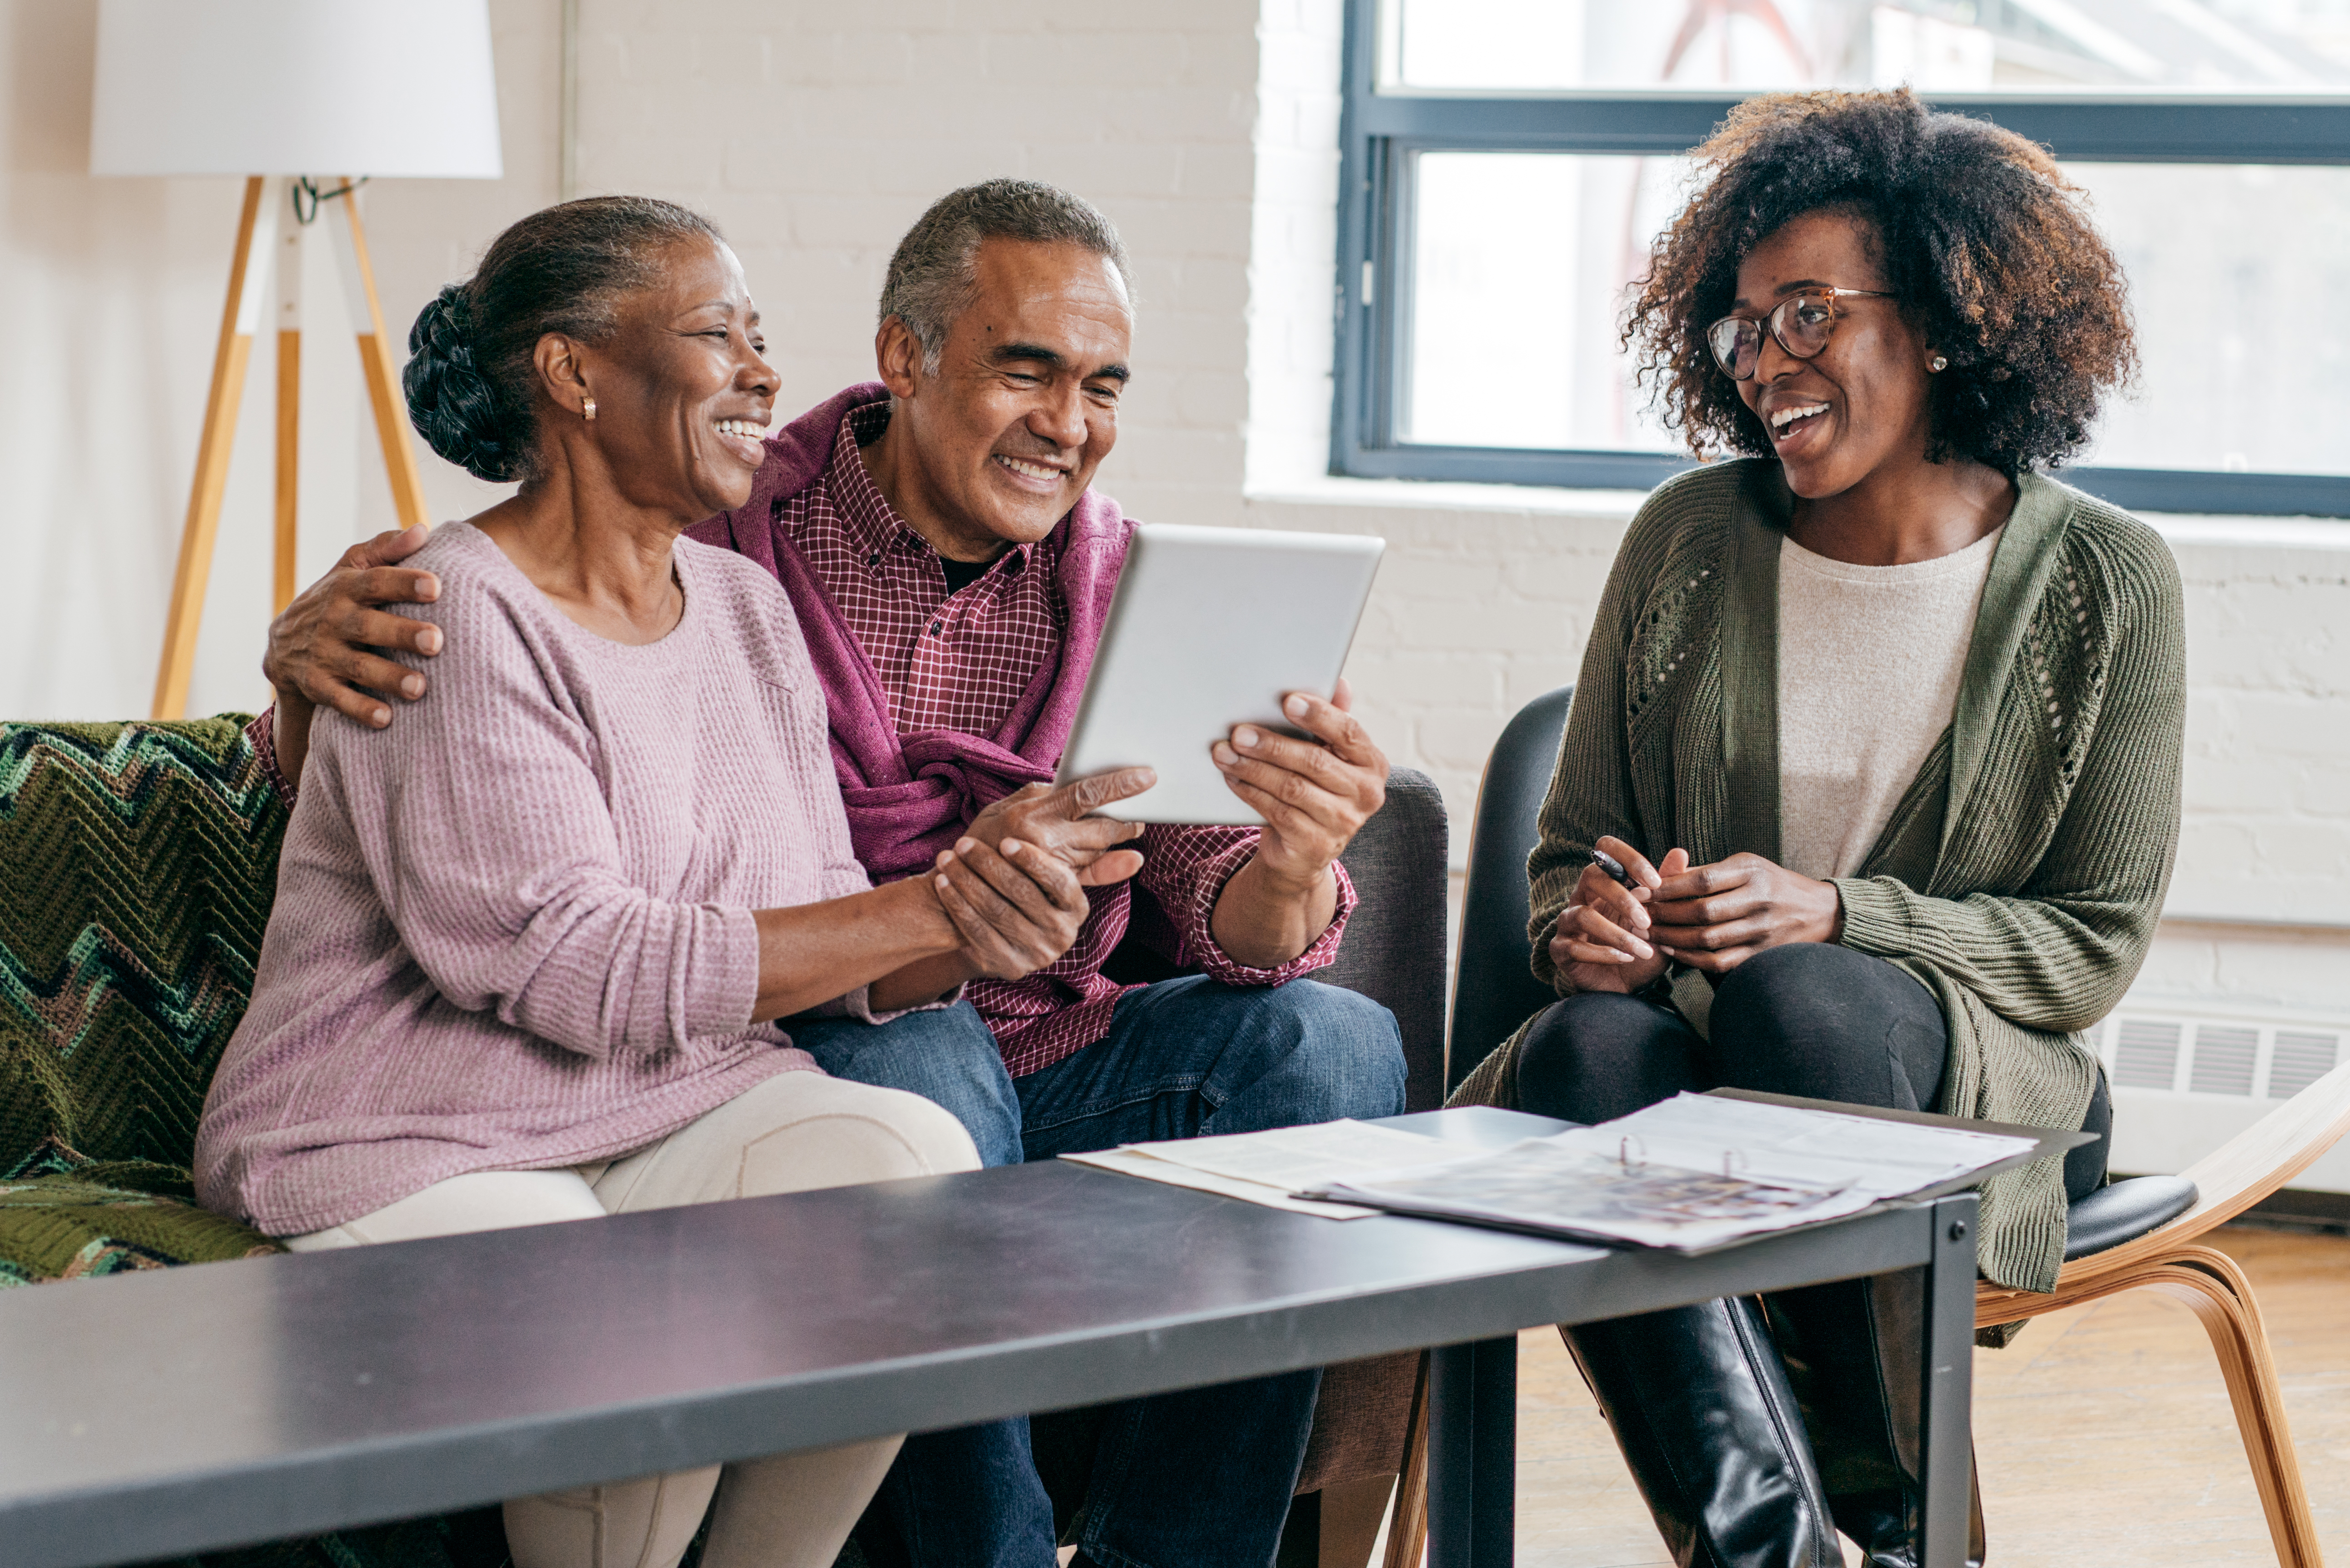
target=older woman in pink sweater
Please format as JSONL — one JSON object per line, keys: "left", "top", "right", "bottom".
{"left": 196, "top": 197, "right": 1132, "bottom": 1568}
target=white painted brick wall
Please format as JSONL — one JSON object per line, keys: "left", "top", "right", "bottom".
{"left": 1246, "top": 0, "right": 1347, "bottom": 494}
{"left": 2158, "top": 521, "right": 2350, "bottom": 927}
{"left": 570, "top": 0, "right": 1266, "bottom": 529}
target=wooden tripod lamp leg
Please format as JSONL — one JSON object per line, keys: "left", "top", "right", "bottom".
{"left": 153, "top": 176, "right": 279, "bottom": 721}
{"left": 329, "top": 183, "right": 429, "bottom": 532}
{"left": 274, "top": 199, "right": 303, "bottom": 614}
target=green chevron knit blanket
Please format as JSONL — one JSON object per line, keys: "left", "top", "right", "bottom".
{"left": 0, "top": 714, "right": 291, "bottom": 1285}
{"left": 0, "top": 716, "right": 286, "bottom": 1177}
{"left": 0, "top": 715, "right": 521, "bottom": 1568}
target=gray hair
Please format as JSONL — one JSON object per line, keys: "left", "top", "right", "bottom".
{"left": 879, "top": 179, "right": 1133, "bottom": 372}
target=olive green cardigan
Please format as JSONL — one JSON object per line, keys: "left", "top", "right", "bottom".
{"left": 1451, "top": 458, "right": 2185, "bottom": 1294}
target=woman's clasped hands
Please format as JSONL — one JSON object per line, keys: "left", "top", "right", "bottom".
{"left": 1548, "top": 836, "right": 1844, "bottom": 994}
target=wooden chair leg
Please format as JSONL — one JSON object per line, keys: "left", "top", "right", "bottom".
{"left": 1380, "top": 1261, "right": 2317, "bottom": 1568}
{"left": 1316, "top": 1472, "right": 1401, "bottom": 1568}
{"left": 2136, "top": 1247, "right": 2325, "bottom": 1568}
{"left": 1383, "top": 1352, "right": 1430, "bottom": 1568}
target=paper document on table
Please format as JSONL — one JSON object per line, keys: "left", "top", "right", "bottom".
{"left": 1136, "top": 1119, "right": 1471, "bottom": 1186}
{"left": 1594, "top": 1093, "right": 2039, "bottom": 1201}
{"left": 1067, "top": 1147, "right": 1383, "bottom": 1218}
{"left": 1303, "top": 1094, "right": 2039, "bottom": 1251}
{"left": 1060, "top": 1119, "right": 1470, "bottom": 1219}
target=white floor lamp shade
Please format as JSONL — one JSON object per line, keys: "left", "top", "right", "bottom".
{"left": 90, "top": 0, "right": 504, "bottom": 719}
{"left": 89, "top": 0, "right": 502, "bottom": 178}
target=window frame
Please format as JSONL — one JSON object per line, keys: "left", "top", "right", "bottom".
{"left": 1331, "top": 0, "right": 2350, "bottom": 516}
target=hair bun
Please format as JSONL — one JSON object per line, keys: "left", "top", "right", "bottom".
{"left": 403, "top": 284, "right": 522, "bottom": 483}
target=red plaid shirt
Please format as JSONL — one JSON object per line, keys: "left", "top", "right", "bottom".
{"left": 787, "top": 405, "right": 1352, "bottom": 1077}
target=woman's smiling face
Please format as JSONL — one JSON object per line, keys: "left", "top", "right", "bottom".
{"left": 1730, "top": 208, "right": 1936, "bottom": 499}
{"left": 570, "top": 236, "right": 778, "bottom": 518}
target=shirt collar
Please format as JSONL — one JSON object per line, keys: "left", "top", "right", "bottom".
{"left": 829, "top": 403, "right": 1035, "bottom": 579}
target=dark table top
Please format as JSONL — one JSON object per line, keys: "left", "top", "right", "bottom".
{"left": 0, "top": 1107, "right": 1959, "bottom": 1567}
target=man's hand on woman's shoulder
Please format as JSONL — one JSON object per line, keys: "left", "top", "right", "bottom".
{"left": 1210, "top": 680, "right": 1387, "bottom": 890}
{"left": 265, "top": 524, "right": 447, "bottom": 725}
{"left": 263, "top": 524, "right": 447, "bottom": 783}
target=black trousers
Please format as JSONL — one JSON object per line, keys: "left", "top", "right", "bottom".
{"left": 1513, "top": 943, "right": 2110, "bottom": 1567}
{"left": 1516, "top": 941, "right": 2109, "bottom": 1200}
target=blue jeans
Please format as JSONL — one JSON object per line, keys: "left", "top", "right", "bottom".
{"left": 793, "top": 975, "right": 1406, "bottom": 1568}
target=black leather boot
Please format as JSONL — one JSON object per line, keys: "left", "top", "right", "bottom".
{"left": 1562, "top": 1295, "right": 1842, "bottom": 1568}
{"left": 1765, "top": 1271, "right": 1985, "bottom": 1568}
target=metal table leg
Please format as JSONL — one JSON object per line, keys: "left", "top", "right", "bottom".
{"left": 1917, "top": 1193, "right": 1981, "bottom": 1568}
{"left": 1427, "top": 1335, "right": 1516, "bottom": 1568}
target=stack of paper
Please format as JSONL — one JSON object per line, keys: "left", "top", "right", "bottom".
{"left": 1302, "top": 1094, "right": 2040, "bottom": 1251}
{"left": 1065, "top": 1095, "right": 2040, "bottom": 1251}
{"left": 1060, "top": 1119, "right": 1471, "bottom": 1218}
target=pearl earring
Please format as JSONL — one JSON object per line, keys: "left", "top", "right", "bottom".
{"left": 582, "top": 397, "right": 597, "bottom": 422}
{"left": 1928, "top": 355, "right": 1948, "bottom": 373}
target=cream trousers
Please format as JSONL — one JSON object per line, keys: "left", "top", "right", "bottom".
{"left": 286, "top": 1069, "right": 980, "bottom": 1568}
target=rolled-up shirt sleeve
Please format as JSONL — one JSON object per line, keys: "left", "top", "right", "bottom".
{"left": 1131, "top": 824, "right": 1356, "bottom": 985}
{"left": 247, "top": 707, "right": 297, "bottom": 810}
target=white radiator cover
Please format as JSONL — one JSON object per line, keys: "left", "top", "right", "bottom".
{"left": 2088, "top": 1001, "right": 2350, "bottom": 1194}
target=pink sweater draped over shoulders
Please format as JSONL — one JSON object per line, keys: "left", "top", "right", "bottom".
{"left": 196, "top": 523, "right": 868, "bottom": 1236}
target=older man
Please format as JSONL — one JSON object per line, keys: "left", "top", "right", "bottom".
{"left": 259, "top": 181, "right": 1404, "bottom": 1568}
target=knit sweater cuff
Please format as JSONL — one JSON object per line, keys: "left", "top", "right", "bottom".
{"left": 817, "top": 980, "right": 968, "bottom": 1024}
{"left": 1830, "top": 876, "right": 1914, "bottom": 958}
{"left": 695, "top": 905, "right": 768, "bottom": 1037}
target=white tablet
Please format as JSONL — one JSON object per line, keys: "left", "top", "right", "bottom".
{"left": 1054, "top": 522, "right": 1385, "bottom": 823}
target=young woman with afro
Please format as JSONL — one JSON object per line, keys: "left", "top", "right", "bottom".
{"left": 1449, "top": 88, "right": 2184, "bottom": 1568}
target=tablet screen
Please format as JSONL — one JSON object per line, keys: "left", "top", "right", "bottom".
{"left": 1055, "top": 523, "right": 1384, "bottom": 823}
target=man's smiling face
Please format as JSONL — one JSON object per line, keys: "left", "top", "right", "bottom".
{"left": 880, "top": 237, "right": 1132, "bottom": 559}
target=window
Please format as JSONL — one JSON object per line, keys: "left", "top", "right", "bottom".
{"left": 1333, "top": 0, "right": 2350, "bottom": 515}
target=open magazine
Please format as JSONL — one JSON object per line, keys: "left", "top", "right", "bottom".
{"left": 1297, "top": 1093, "right": 2040, "bottom": 1251}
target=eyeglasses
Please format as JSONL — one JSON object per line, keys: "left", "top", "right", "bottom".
{"left": 1705, "top": 287, "right": 1898, "bottom": 381}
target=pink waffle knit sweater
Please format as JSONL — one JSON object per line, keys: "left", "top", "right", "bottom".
{"left": 197, "top": 522, "right": 874, "bottom": 1236}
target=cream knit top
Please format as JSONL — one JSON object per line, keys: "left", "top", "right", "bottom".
{"left": 1778, "top": 527, "right": 2002, "bottom": 880}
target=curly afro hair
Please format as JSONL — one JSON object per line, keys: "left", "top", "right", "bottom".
{"left": 1626, "top": 88, "right": 2137, "bottom": 476}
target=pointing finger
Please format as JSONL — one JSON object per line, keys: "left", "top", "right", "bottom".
{"left": 1058, "top": 767, "right": 1155, "bottom": 815}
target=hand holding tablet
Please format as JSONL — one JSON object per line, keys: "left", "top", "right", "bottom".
{"left": 1054, "top": 523, "right": 1387, "bottom": 824}
{"left": 1209, "top": 680, "right": 1389, "bottom": 880}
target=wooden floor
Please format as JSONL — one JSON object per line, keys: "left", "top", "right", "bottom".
{"left": 1510, "top": 1225, "right": 2350, "bottom": 1568}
